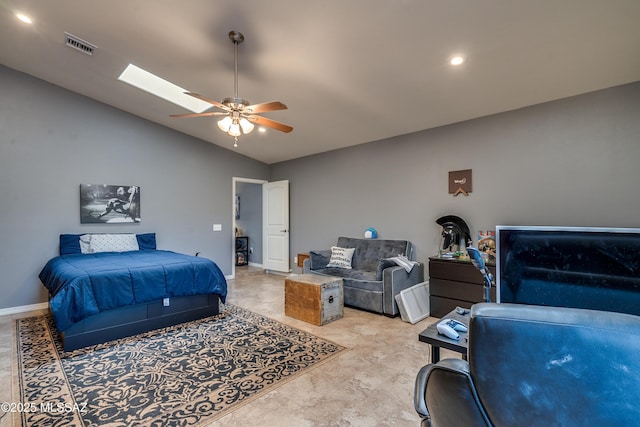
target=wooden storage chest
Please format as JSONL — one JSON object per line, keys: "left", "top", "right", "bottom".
{"left": 284, "top": 274, "right": 344, "bottom": 326}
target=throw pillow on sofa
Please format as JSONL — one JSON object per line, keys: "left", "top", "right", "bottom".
{"left": 326, "top": 246, "right": 355, "bottom": 269}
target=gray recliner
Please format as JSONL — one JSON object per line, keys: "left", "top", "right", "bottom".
{"left": 414, "top": 303, "right": 640, "bottom": 427}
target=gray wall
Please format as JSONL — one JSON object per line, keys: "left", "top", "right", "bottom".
{"left": 235, "top": 182, "right": 263, "bottom": 264}
{"left": 0, "top": 66, "right": 269, "bottom": 309}
{"left": 272, "top": 81, "right": 640, "bottom": 264}
{"left": 3, "top": 63, "right": 639, "bottom": 310}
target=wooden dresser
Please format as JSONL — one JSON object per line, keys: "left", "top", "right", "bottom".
{"left": 428, "top": 257, "right": 497, "bottom": 317}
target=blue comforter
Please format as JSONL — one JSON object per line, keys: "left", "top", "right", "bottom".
{"left": 39, "top": 250, "right": 227, "bottom": 332}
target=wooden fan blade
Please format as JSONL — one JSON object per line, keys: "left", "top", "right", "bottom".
{"left": 246, "top": 115, "right": 293, "bottom": 133}
{"left": 245, "top": 101, "right": 288, "bottom": 114}
{"left": 184, "top": 92, "right": 230, "bottom": 111}
{"left": 170, "top": 112, "right": 227, "bottom": 119}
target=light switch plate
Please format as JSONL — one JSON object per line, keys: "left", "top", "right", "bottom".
{"left": 213, "top": 224, "right": 222, "bottom": 231}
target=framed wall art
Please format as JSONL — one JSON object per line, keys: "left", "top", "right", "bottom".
{"left": 449, "top": 169, "right": 472, "bottom": 196}
{"left": 80, "top": 184, "right": 141, "bottom": 224}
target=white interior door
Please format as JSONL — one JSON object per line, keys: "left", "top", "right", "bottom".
{"left": 263, "top": 180, "right": 290, "bottom": 272}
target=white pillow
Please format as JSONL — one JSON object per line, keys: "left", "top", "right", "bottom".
{"left": 326, "top": 246, "right": 355, "bottom": 269}
{"left": 79, "top": 234, "right": 139, "bottom": 253}
{"left": 79, "top": 234, "right": 92, "bottom": 254}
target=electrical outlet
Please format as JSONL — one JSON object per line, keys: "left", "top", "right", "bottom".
{"left": 163, "top": 298, "right": 170, "bottom": 307}
{"left": 249, "top": 247, "right": 253, "bottom": 254}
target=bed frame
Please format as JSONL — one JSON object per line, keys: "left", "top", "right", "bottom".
{"left": 58, "top": 293, "right": 222, "bottom": 351}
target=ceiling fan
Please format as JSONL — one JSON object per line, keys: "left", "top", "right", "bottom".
{"left": 171, "top": 31, "right": 293, "bottom": 147}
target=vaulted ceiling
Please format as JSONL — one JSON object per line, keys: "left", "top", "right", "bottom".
{"left": 2, "top": 1, "right": 639, "bottom": 163}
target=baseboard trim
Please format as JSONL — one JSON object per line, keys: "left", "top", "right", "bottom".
{"left": 0, "top": 302, "right": 49, "bottom": 316}
{"left": 265, "top": 270, "right": 291, "bottom": 277}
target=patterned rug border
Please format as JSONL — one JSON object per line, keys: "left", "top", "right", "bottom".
{"left": 13, "top": 304, "right": 346, "bottom": 426}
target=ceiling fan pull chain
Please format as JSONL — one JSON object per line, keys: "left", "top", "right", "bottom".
{"left": 234, "top": 136, "right": 239, "bottom": 148}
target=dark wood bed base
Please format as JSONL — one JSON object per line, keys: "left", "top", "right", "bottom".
{"left": 58, "top": 293, "right": 221, "bottom": 351}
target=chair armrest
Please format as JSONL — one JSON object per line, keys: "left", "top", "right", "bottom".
{"left": 381, "top": 263, "right": 425, "bottom": 315}
{"left": 414, "top": 364, "right": 432, "bottom": 419}
{"left": 303, "top": 250, "right": 330, "bottom": 272}
{"left": 414, "top": 358, "right": 490, "bottom": 427}
{"left": 377, "top": 258, "right": 398, "bottom": 280}
{"left": 377, "top": 255, "right": 419, "bottom": 279}
{"left": 414, "top": 359, "right": 469, "bottom": 417}
{"left": 302, "top": 257, "right": 312, "bottom": 273}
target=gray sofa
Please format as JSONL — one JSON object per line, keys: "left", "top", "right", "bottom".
{"left": 303, "top": 237, "right": 424, "bottom": 316}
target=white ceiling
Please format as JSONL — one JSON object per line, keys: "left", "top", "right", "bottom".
{"left": 2, "top": 1, "right": 640, "bottom": 164}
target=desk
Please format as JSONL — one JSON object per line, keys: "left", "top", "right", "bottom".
{"left": 418, "top": 308, "right": 469, "bottom": 363}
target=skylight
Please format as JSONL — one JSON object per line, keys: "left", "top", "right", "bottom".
{"left": 118, "top": 64, "right": 211, "bottom": 113}
{"left": 16, "top": 13, "right": 33, "bottom": 24}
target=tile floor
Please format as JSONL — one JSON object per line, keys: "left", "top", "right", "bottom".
{"left": 0, "top": 270, "right": 458, "bottom": 427}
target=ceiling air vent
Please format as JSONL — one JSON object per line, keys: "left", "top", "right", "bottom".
{"left": 64, "top": 32, "right": 96, "bottom": 55}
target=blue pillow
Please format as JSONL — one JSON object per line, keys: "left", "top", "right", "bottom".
{"left": 59, "top": 234, "right": 82, "bottom": 255}
{"left": 136, "top": 233, "right": 157, "bottom": 250}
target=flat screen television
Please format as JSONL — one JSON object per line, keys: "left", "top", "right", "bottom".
{"left": 496, "top": 226, "right": 640, "bottom": 316}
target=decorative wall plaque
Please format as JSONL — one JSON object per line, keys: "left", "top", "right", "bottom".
{"left": 449, "top": 169, "right": 472, "bottom": 196}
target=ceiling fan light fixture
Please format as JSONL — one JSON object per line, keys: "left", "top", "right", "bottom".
{"left": 217, "top": 116, "right": 232, "bottom": 132}
{"left": 450, "top": 55, "right": 465, "bottom": 66}
{"left": 228, "top": 122, "right": 241, "bottom": 137}
{"left": 170, "top": 30, "right": 292, "bottom": 145}
{"left": 239, "top": 118, "right": 255, "bottom": 134}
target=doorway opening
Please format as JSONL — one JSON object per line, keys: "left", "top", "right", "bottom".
{"left": 232, "top": 177, "right": 266, "bottom": 279}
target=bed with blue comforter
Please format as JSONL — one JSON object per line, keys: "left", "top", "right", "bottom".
{"left": 39, "top": 233, "right": 228, "bottom": 351}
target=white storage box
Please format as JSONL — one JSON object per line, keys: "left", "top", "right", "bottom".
{"left": 395, "top": 281, "right": 430, "bottom": 324}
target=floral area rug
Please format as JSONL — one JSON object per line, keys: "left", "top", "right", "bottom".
{"left": 14, "top": 304, "right": 344, "bottom": 426}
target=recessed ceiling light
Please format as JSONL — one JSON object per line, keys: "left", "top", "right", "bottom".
{"left": 118, "top": 64, "right": 211, "bottom": 113}
{"left": 16, "top": 13, "right": 33, "bottom": 24}
{"left": 450, "top": 56, "right": 464, "bottom": 66}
